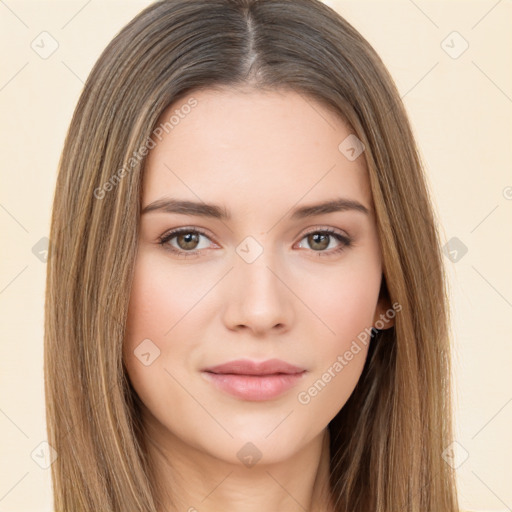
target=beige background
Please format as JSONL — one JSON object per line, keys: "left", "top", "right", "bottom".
{"left": 0, "top": 1, "right": 511, "bottom": 511}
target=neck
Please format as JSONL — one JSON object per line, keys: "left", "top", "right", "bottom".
{"left": 144, "top": 421, "right": 333, "bottom": 512}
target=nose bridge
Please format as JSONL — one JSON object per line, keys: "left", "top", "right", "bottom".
{"left": 224, "top": 233, "right": 292, "bottom": 332}
{"left": 234, "top": 233, "right": 281, "bottom": 293}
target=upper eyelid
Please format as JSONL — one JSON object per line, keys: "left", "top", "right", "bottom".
{"left": 160, "top": 226, "right": 215, "bottom": 243}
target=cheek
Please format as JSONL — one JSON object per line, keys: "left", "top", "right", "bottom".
{"left": 293, "top": 302, "right": 375, "bottom": 432}
{"left": 123, "top": 254, "right": 187, "bottom": 400}
{"left": 124, "top": 251, "right": 208, "bottom": 357}
{"left": 126, "top": 255, "right": 182, "bottom": 342}
{"left": 300, "top": 250, "right": 382, "bottom": 350}
{"left": 293, "top": 252, "right": 381, "bottom": 417}
{"left": 123, "top": 254, "right": 208, "bottom": 441}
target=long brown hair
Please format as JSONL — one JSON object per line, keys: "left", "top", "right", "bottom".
{"left": 44, "top": 0, "right": 459, "bottom": 510}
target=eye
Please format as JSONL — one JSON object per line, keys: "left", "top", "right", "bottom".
{"left": 158, "top": 227, "right": 214, "bottom": 258}
{"left": 296, "top": 228, "right": 352, "bottom": 257}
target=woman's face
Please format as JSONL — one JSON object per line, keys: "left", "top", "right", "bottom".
{"left": 123, "top": 87, "right": 392, "bottom": 466}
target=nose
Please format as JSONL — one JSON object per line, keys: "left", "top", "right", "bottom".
{"left": 221, "top": 242, "right": 294, "bottom": 336}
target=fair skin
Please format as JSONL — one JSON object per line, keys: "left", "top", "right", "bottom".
{"left": 123, "top": 86, "right": 393, "bottom": 512}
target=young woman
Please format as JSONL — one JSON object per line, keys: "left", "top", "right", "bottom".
{"left": 44, "top": 1, "right": 460, "bottom": 510}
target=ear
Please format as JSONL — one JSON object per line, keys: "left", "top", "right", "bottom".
{"left": 372, "top": 274, "right": 396, "bottom": 330}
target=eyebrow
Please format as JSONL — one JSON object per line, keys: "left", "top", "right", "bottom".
{"left": 141, "top": 197, "right": 370, "bottom": 220}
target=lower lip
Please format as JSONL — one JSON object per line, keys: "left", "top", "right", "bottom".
{"left": 202, "top": 371, "right": 306, "bottom": 401}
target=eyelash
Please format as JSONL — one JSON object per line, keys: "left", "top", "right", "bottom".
{"left": 157, "top": 227, "right": 352, "bottom": 259}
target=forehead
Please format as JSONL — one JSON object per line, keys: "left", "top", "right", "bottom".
{"left": 142, "top": 87, "right": 371, "bottom": 215}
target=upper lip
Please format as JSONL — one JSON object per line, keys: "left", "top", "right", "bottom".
{"left": 202, "top": 358, "right": 306, "bottom": 376}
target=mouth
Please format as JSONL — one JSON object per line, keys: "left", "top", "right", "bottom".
{"left": 201, "top": 358, "right": 307, "bottom": 401}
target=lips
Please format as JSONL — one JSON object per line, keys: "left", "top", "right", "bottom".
{"left": 201, "top": 358, "right": 307, "bottom": 401}
{"left": 202, "top": 358, "right": 306, "bottom": 376}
